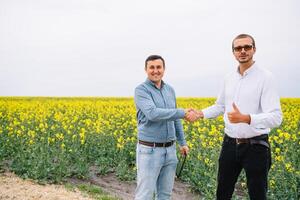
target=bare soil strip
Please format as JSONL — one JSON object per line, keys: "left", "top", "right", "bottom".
{"left": 0, "top": 172, "right": 93, "bottom": 200}
{"left": 68, "top": 171, "right": 201, "bottom": 200}
{"left": 0, "top": 171, "right": 201, "bottom": 200}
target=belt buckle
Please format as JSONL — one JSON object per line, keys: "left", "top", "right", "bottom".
{"left": 236, "top": 138, "right": 241, "bottom": 145}
{"left": 162, "top": 142, "right": 166, "bottom": 147}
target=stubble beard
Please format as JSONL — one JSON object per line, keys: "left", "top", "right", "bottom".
{"left": 238, "top": 55, "right": 253, "bottom": 64}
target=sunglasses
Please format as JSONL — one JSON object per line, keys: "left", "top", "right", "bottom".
{"left": 233, "top": 45, "right": 254, "bottom": 52}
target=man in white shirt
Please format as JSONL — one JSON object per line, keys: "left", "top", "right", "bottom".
{"left": 193, "top": 34, "right": 282, "bottom": 199}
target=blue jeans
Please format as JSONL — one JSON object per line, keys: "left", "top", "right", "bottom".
{"left": 135, "top": 143, "right": 178, "bottom": 200}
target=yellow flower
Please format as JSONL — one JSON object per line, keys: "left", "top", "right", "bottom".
{"left": 187, "top": 141, "right": 193, "bottom": 149}
{"left": 55, "top": 133, "right": 64, "bottom": 140}
{"left": 197, "top": 154, "right": 202, "bottom": 161}
{"left": 117, "top": 143, "right": 124, "bottom": 149}
{"left": 270, "top": 179, "right": 275, "bottom": 188}
{"left": 204, "top": 158, "right": 210, "bottom": 165}
{"left": 283, "top": 132, "right": 291, "bottom": 140}
{"left": 48, "top": 137, "right": 55, "bottom": 144}
{"left": 275, "top": 155, "right": 283, "bottom": 162}
{"left": 285, "top": 163, "right": 294, "bottom": 173}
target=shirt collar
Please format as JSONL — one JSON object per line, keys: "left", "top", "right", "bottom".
{"left": 145, "top": 78, "right": 165, "bottom": 89}
{"left": 236, "top": 62, "right": 257, "bottom": 76}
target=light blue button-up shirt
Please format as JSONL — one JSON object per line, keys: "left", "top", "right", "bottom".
{"left": 134, "top": 79, "right": 186, "bottom": 146}
{"left": 203, "top": 63, "right": 282, "bottom": 138}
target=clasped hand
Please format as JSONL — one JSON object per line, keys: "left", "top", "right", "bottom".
{"left": 184, "top": 109, "right": 203, "bottom": 122}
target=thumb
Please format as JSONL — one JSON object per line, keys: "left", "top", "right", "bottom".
{"left": 232, "top": 102, "right": 240, "bottom": 112}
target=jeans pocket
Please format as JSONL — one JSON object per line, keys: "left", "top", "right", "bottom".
{"left": 138, "top": 144, "right": 154, "bottom": 154}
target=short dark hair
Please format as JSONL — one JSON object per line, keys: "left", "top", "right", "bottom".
{"left": 145, "top": 55, "right": 165, "bottom": 69}
{"left": 232, "top": 34, "right": 256, "bottom": 51}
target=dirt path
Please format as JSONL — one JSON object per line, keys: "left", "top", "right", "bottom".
{"left": 0, "top": 171, "right": 201, "bottom": 200}
{"left": 93, "top": 174, "right": 201, "bottom": 200}
{"left": 0, "top": 172, "right": 93, "bottom": 200}
{"left": 68, "top": 169, "right": 201, "bottom": 200}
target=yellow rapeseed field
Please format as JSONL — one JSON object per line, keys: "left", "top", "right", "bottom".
{"left": 0, "top": 97, "right": 299, "bottom": 199}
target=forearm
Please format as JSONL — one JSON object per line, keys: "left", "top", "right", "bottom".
{"left": 202, "top": 104, "right": 224, "bottom": 119}
{"left": 144, "top": 107, "right": 185, "bottom": 122}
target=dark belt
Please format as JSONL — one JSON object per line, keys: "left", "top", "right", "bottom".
{"left": 224, "top": 134, "right": 270, "bottom": 148}
{"left": 138, "top": 140, "right": 174, "bottom": 147}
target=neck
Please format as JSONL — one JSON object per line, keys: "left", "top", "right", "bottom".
{"left": 155, "top": 81, "right": 162, "bottom": 89}
{"left": 239, "top": 60, "right": 255, "bottom": 75}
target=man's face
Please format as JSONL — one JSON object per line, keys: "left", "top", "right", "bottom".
{"left": 233, "top": 37, "right": 256, "bottom": 64}
{"left": 145, "top": 59, "right": 165, "bottom": 84}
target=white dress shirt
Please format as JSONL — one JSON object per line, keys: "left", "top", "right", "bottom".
{"left": 202, "top": 63, "right": 282, "bottom": 138}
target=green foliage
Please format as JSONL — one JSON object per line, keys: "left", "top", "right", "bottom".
{"left": 0, "top": 97, "right": 299, "bottom": 199}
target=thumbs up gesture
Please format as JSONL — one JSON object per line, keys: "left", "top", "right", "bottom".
{"left": 227, "top": 103, "right": 251, "bottom": 124}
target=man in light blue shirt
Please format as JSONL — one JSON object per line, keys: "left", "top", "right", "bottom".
{"left": 134, "top": 55, "right": 192, "bottom": 200}
{"left": 193, "top": 34, "right": 282, "bottom": 199}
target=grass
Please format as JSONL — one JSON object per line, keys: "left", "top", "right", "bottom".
{"left": 65, "top": 183, "right": 120, "bottom": 200}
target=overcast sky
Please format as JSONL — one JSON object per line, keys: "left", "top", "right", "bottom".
{"left": 0, "top": 0, "right": 299, "bottom": 97}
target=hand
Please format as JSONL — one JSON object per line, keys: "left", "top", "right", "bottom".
{"left": 179, "top": 145, "right": 189, "bottom": 156}
{"left": 195, "top": 110, "right": 204, "bottom": 119}
{"left": 227, "top": 103, "right": 250, "bottom": 124}
{"left": 184, "top": 109, "right": 197, "bottom": 122}
{"left": 184, "top": 109, "right": 203, "bottom": 122}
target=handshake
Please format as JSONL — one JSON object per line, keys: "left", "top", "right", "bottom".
{"left": 184, "top": 109, "right": 204, "bottom": 122}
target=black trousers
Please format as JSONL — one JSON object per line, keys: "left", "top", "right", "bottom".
{"left": 216, "top": 134, "right": 271, "bottom": 200}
